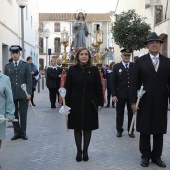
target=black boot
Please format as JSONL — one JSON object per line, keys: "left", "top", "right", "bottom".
{"left": 76, "top": 150, "right": 82, "bottom": 162}
{"left": 83, "top": 150, "right": 89, "bottom": 161}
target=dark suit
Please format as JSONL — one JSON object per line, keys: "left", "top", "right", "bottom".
{"left": 4, "top": 60, "right": 32, "bottom": 137}
{"left": 46, "top": 66, "right": 62, "bottom": 107}
{"left": 111, "top": 62, "right": 134, "bottom": 133}
{"left": 130, "top": 53, "right": 170, "bottom": 159}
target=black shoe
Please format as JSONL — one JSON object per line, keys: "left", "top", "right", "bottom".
{"left": 105, "top": 105, "right": 109, "bottom": 108}
{"left": 11, "top": 135, "right": 21, "bottom": 140}
{"left": 129, "top": 133, "right": 135, "bottom": 138}
{"left": 116, "top": 132, "right": 122, "bottom": 137}
{"left": 51, "top": 105, "right": 56, "bottom": 108}
{"left": 76, "top": 150, "right": 82, "bottom": 162}
{"left": 141, "top": 158, "right": 150, "bottom": 167}
{"left": 152, "top": 158, "right": 166, "bottom": 167}
{"left": 32, "top": 103, "right": 36, "bottom": 106}
{"left": 112, "top": 105, "right": 115, "bottom": 108}
{"left": 21, "top": 135, "right": 28, "bottom": 140}
{"left": 83, "top": 150, "right": 89, "bottom": 161}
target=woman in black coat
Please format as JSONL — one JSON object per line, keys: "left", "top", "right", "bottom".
{"left": 65, "top": 47, "right": 103, "bottom": 162}
{"left": 46, "top": 59, "right": 62, "bottom": 108}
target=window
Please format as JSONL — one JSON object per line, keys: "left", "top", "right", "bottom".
{"left": 94, "top": 24, "right": 101, "bottom": 33}
{"left": 54, "top": 22, "right": 60, "bottom": 32}
{"left": 26, "top": 6, "right": 28, "bottom": 20}
{"left": 54, "top": 37, "right": 61, "bottom": 54}
{"left": 31, "top": 16, "right": 32, "bottom": 27}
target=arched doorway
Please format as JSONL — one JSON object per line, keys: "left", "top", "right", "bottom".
{"left": 159, "top": 33, "right": 168, "bottom": 57}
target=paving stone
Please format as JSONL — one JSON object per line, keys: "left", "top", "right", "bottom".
{"left": 0, "top": 86, "right": 170, "bottom": 170}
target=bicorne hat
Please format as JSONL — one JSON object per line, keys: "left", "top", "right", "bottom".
{"left": 9, "top": 45, "right": 22, "bottom": 53}
{"left": 144, "top": 32, "right": 164, "bottom": 45}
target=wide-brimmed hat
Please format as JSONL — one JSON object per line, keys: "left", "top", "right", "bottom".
{"left": 144, "top": 32, "right": 164, "bottom": 45}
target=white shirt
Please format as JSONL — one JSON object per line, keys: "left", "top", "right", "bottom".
{"left": 13, "top": 60, "right": 20, "bottom": 67}
{"left": 122, "top": 61, "right": 130, "bottom": 69}
{"left": 149, "top": 53, "right": 159, "bottom": 71}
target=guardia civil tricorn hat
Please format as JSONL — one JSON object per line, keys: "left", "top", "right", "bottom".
{"left": 144, "top": 32, "right": 164, "bottom": 45}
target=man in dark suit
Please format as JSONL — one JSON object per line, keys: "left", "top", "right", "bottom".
{"left": 4, "top": 45, "right": 32, "bottom": 140}
{"left": 111, "top": 49, "right": 135, "bottom": 138}
{"left": 130, "top": 32, "right": 170, "bottom": 167}
{"left": 46, "top": 58, "right": 62, "bottom": 108}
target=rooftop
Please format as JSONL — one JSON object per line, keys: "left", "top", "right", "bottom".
{"left": 39, "top": 13, "right": 111, "bottom": 22}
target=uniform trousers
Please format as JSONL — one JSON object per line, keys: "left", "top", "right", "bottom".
{"left": 116, "top": 98, "right": 134, "bottom": 133}
{"left": 48, "top": 88, "right": 59, "bottom": 106}
{"left": 13, "top": 98, "right": 28, "bottom": 136}
{"left": 139, "top": 133, "right": 163, "bottom": 159}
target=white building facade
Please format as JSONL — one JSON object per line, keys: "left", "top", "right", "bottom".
{"left": 39, "top": 13, "right": 113, "bottom": 68}
{"left": 0, "top": 0, "right": 39, "bottom": 72}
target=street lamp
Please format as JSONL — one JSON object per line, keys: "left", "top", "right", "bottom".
{"left": 44, "top": 29, "right": 50, "bottom": 67}
{"left": 16, "top": 0, "right": 28, "bottom": 59}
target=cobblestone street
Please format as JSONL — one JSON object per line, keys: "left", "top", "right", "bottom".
{"left": 1, "top": 86, "right": 170, "bottom": 170}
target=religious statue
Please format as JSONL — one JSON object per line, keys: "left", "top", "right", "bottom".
{"left": 72, "top": 12, "right": 89, "bottom": 48}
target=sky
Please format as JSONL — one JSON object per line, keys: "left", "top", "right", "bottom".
{"left": 37, "top": 0, "right": 117, "bottom": 13}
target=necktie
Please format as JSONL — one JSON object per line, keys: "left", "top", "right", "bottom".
{"left": 152, "top": 57, "right": 159, "bottom": 71}
{"left": 15, "top": 62, "right": 18, "bottom": 68}
{"left": 125, "top": 63, "right": 129, "bottom": 71}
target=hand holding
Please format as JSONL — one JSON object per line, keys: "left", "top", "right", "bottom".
{"left": 98, "top": 106, "right": 102, "bottom": 111}
{"left": 131, "top": 104, "right": 137, "bottom": 113}
{"left": 26, "top": 94, "right": 31, "bottom": 100}
{"left": 112, "top": 96, "right": 118, "bottom": 103}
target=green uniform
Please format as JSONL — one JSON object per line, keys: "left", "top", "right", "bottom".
{"left": 4, "top": 60, "right": 32, "bottom": 137}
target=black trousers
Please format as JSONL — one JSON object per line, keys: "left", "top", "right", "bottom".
{"left": 13, "top": 98, "right": 28, "bottom": 136}
{"left": 49, "top": 88, "right": 59, "bottom": 106}
{"left": 106, "top": 88, "right": 114, "bottom": 106}
{"left": 116, "top": 98, "right": 134, "bottom": 133}
{"left": 139, "top": 133, "right": 163, "bottom": 159}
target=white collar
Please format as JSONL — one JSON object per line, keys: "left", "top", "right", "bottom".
{"left": 13, "top": 60, "right": 20, "bottom": 65}
{"left": 122, "top": 61, "right": 130, "bottom": 67}
{"left": 149, "top": 53, "right": 159, "bottom": 60}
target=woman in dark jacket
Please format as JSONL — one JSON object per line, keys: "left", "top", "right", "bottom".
{"left": 27, "top": 57, "right": 39, "bottom": 106}
{"left": 46, "top": 59, "right": 62, "bottom": 108}
{"left": 65, "top": 47, "right": 103, "bottom": 162}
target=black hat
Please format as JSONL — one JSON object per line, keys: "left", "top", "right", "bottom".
{"left": 144, "top": 32, "right": 164, "bottom": 45}
{"left": 120, "top": 48, "right": 132, "bottom": 55}
{"left": 9, "top": 45, "right": 22, "bottom": 53}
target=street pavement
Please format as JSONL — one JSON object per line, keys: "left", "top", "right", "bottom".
{"left": 1, "top": 85, "right": 170, "bottom": 170}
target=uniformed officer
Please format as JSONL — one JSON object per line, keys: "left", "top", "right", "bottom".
{"left": 111, "top": 48, "right": 135, "bottom": 138}
{"left": 4, "top": 45, "right": 32, "bottom": 140}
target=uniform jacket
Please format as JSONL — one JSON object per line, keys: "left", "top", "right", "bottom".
{"left": 130, "top": 53, "right": 170, "bottom": 134}
{"left": 46, "top": 66, "right": 62, "bottom": 89}
{"left": 65, "top": 65, "right": 103, "bottom": 130}
{"left": 4, "top": 60, "right": 32, "bottom": 100}
{"left": 111, "top": 62, "right": 134, "bottom": 98}
{"left": 0, "top": 73, "right": 15, "bottom": 140}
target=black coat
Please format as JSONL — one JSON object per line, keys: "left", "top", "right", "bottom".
{"left": 65, "top": 65, "right": 104, "bottom": 130}
{"left": 104, "top": 69, "right": 113, "bottom": 89}
{"left": 111, "top": 62, "right": 134, "bottom": 98}
{"left": 46, "top": 67, "right": 62, "bottom": 89}
{"left": 130, "top": 53, "right": 170, "bottom": 134}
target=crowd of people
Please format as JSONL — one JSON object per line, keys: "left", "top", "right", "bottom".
{"left": 0, "top": 32, "right": 170, "bottom": 168}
